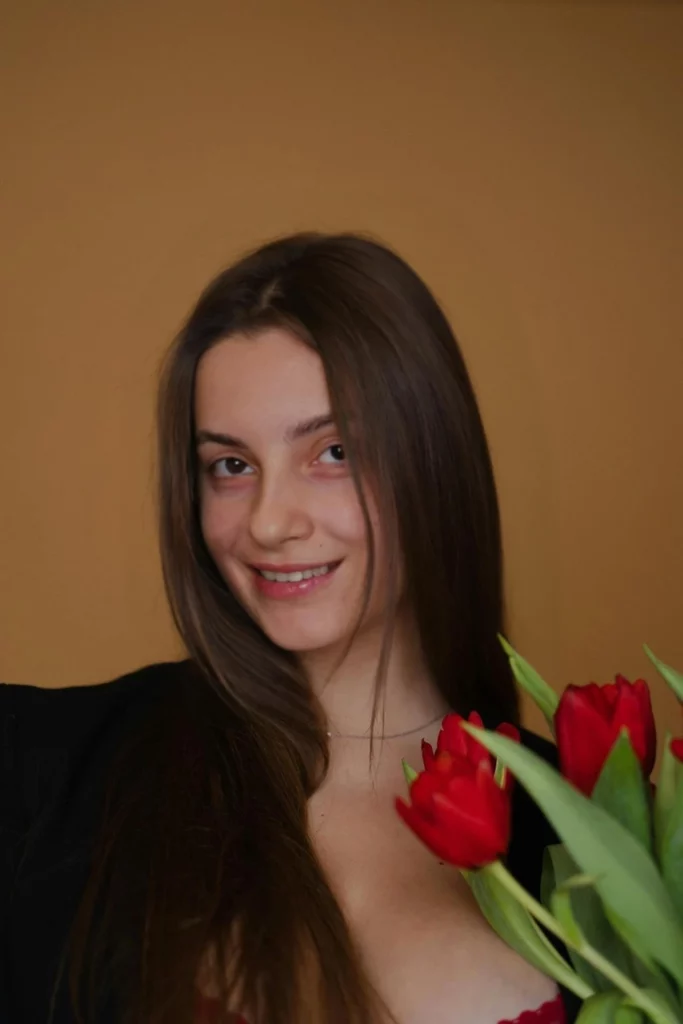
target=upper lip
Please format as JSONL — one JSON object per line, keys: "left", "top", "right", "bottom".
{"left": 250, "top": 561, "right": 340, "bottom": 572}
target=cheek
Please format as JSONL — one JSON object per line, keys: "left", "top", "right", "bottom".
{"left": 340, "top": 491, "right": 394, "bottom": 595}
{"left": 200, "top": 494, "right": 244, "bottom": 559}
{"left": 320, "top": 486, "right": 369, "bottom": 549}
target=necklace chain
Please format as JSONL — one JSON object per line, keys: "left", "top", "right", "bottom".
{"left": 326, "top": 710, "right": 444, "bottom": 741}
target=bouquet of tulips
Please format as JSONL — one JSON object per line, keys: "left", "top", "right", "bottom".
{"left": 397, "top": 641, "right": 683, "bottom": 1024}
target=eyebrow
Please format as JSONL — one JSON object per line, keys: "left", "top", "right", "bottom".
{"left": 196, "top": 414, "right": 336, "bottom": 450}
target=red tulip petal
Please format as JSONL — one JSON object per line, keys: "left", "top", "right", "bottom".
{"left": 435, "top": 782, "right": 506, "bottom": 844}
{"left": 434, "top": 774, "right": 509, "bottom": 865}
{"left": 439, "top": 714, "right": 468, "bottom": 759}
{"left": 601, "top": 681, "right": 621, "bottom": 712}
{"left": 556, "top": 686, "right": 616, "bottom": 794}
{"left": 474, "top": 760, "right": 511, "bottom": 831}
{"left": 670, "top": 737, "right": 683, "bottom": 762}
{"left": 464, "top": 711, "right": 491, "bottom": 767}
{"left": 409, "top": 770, "right": 446, "bottom": 814}
{"left": 496, "top": 722, "right": 521, "bottom": 743}
{"left": 579, "top": 682, "right": 610, "bottom": 713}
{"left": 430, "top": 795, "right": 505, "bottom": 867}
{"left": 396, "top": 797, "right": 478, "bottom": 867}
{"left": 446, "top": 764, "right": 509, "bottom": 838}
{"left": 434, "top": 751, "right": 456, "bottom": 775}
{"left": 611, "top": 678, "right": 657, "bottom": 778}
{"left": 421, "top": 740, "right": 436, "bottom": 770}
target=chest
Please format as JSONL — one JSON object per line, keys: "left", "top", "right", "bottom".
{"left": 307, "top": 776, "right": 556, "bottom": 1024}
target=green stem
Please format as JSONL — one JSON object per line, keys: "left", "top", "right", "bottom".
{"left": 487, "top": 862, "right": 680, "bottom": 1024}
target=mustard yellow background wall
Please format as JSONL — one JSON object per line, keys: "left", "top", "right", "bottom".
{"left": 1, "top": 1, "right": 681, "bottom": 738}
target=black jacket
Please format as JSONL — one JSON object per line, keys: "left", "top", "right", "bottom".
{"left": 1, "top": 661, "right": 579, "bottom": 1023}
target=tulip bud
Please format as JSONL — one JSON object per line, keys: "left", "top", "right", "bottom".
{"left": 556, "top": 676, "right": 656, "bottom": 796}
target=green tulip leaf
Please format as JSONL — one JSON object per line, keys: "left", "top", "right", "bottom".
{"left": 546, "top": 850, "right": 680, "bottom": 1014}
{"left": 465, "top": 726, "right": 683, "bottom": 986}
{"left": 614, "top": 1007, "right": 643, "bottom": 1024}
{"left": 654, "top": 737, "right": 680, "bottom": 863}
{"left": 561, "top": 872, "right": 601, "bottom": 890}
{"left": 625, "top": 990, "right": 683, "bottom": 1024}
{"left": 540, "top": 848, "right": 598, "bottom": 987}
{"left": 643, "top": 646, "right": 683, "bottom": 703}
{"left": 545, "top": 844, "right": 632, "bottom": 992}
{"left": 551, "top": 885, "right": 584, "bottom": 947}
{"left": 601, "top": 903, "right": 661, "bottom": 975}
{"left": 466, "top": 864, "right": 586, "bottom": 997}
{"left": 497, "top": 635, "right": 559, "bottom": 730}
{"left": 575, "top": 992, "right": 623, "bottom": 1024}
{"left": 626, "top": 960, "right": 680, "bottom": 1022}
{"left": 592, "top": 731, "right": 652, "bottom": 853}
{"left": 402, "top": 759, "right": 418, "bottom": 787}
{"left": 660, "top": 770, "right": 683, "bottom": 923}
{"left": 576, "top": 994, "right": 653, "bottom": 1024}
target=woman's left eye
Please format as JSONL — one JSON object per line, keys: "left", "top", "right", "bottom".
{"left": 210, "top": 456, "right": 255, "bottom": 478}
{"left": 317, "top": 443, "right": 346, "bottom": 464}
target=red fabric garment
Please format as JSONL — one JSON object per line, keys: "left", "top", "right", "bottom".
{"left": 195, "top": 993, "right": 566, "bottom": 1023}
{"left": 499, "top": 994, "right": 566, "bottom": 1024}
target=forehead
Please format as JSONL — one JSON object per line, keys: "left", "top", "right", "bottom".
{"left": 195, "top": 328, "right": 330, "bottom": 434}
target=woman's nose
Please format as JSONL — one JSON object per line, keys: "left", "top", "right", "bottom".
{"left": 248, "top": 476, "right": 314, "bottom": 549}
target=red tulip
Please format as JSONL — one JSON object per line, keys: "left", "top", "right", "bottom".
{"left": 555, "top": 675, "right": 656, "bottom": 796}
{"left": 396, "top": 712, "right": 520, "bottom": 869}
{"left": 422, "top": 711, "right": 519, "bottom": 769}
{"left": 671, "top": 737, "right": 683, "bottom": 762}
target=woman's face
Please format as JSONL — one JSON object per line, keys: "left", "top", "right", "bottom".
{"left": 195, "top": 327, "right": 387, "bottom": 654}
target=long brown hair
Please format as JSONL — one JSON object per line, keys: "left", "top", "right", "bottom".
{"left": 67, "top": 233, "right": 517, "bottom": 1024}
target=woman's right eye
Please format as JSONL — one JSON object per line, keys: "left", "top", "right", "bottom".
{"left": 211, "top": 457, "right": 254, "bottom": 478}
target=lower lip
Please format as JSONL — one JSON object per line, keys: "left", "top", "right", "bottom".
{"left": 252, "top": 563, "right": 341, "bottom": 600}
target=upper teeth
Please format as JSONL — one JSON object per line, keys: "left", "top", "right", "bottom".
{"left": 259, "top": 564, "right": 332, "bottom": 582}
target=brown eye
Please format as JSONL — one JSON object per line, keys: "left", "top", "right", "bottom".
{"left": 212, "top": 457, "right": 254, "bottom": 478}
{"left": 318, "top": 444, "right": 345, "bottom": 464}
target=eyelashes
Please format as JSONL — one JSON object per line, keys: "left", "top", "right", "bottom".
{"left": 206, "top": 443, "right": 347, "bottom": 481}
{"left": 210, "top": 456, "right": 254, "bottom": 479}
{"left": 316, "top": 443, "right": 346, "bottom": 465}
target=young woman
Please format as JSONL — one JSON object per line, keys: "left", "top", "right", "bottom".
{"left": 1, "top": 233, "right": 571, "bottom": 1024}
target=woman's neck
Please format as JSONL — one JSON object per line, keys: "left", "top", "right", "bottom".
{"left": 299, "top": 612, "right": 450, "bottom": 740}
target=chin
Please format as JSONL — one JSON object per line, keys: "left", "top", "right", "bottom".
{"left": 259, "top": 617, "right": 350, "bottom": 654}
{"left": 250, "top": 606, "right": 352, "bottom": 655}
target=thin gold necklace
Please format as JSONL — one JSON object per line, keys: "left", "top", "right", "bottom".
{"left": 326, "top": 711, "right": 444, "bottom": 741}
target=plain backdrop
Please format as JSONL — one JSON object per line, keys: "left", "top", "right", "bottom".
{"left": 1, "top": 0, "right": 681, "bottom": 741}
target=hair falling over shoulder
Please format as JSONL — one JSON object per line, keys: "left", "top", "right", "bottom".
{"left": 65, "top": 233, "right": 517, "bottom": 1024}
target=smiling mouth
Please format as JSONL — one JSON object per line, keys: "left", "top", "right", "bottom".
{"left": 251, "top": 561, "right": 342, "bottom": 583}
